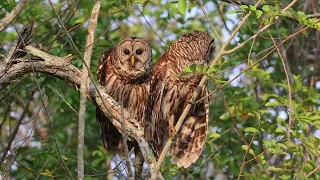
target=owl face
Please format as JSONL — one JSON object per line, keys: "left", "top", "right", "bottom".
{"left": 113, "top": 37, "right": 152, "bottom": 79}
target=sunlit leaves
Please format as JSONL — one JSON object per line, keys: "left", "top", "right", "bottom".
{"left": 177, "top": 0, "right": 187, "bottom": 15}
{"left": 244, "top": 127, "right": 258, "bottom": 133}
{"left": 238, "top": 5, "right": 263, "bottom": 19}
{"left": 267, "top": 166, "right": 285, "bottom": 173}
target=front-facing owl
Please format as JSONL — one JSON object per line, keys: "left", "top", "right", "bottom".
{"left": 96, "top": 37, "right": 151, "bottom": 169}
{"left": 144, "top": 30, "right": 215, "bottom": 168}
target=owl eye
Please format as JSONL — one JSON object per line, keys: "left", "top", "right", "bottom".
{"left": 136, "top": 49, "right": 143, "bottom": 55}
{"left": 124, "top": 49, "right": 130, "bottom": 55}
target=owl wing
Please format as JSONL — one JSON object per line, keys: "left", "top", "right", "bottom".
{"left": 96, "top": 48, "right": 123, "bottom": 151}
{"left": 97, "top": 48, "right": 114, "bottom": 85}
{"left": 144, "top": 56, "right": 168, "bottom": 155}
{"left": 170, "top": 85, "right": 209, "bottom": 168}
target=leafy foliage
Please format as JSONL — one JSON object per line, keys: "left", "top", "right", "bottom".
{"left": 1, "top": 0, "right": 319, "bottom": 179}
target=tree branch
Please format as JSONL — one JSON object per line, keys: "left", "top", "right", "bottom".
{"left": 0, "top": 0, "right": 27, "bottom": 32}
{"left": 77, "top": 0, "right": 101, "bottom": 179}
{"left": 0, "top": 45, "right": 159, "bottom": 177}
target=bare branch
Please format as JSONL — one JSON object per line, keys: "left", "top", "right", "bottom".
{"left": 0, "top": 0, "right": 27, "bottom": 32}
{"left": 77, "top": 0, "right": 101, "bottom": 179}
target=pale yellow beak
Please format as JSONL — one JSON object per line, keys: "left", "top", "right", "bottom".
{"left": 131, "top": 55, "right": 135, "bottom": 66}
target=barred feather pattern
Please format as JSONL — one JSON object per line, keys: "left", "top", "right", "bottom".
{"left": 144, "top": 30, "right": 215, "bottom": 168}
{"left": 96, "top": 37, "right": 151, "bottom": 154}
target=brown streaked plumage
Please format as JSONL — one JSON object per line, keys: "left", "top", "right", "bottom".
{"left": 144, "top": 30, "right": 215, "bottom": 168}
{"left": 96, "top": 37, "right": 151, "bottom": 174}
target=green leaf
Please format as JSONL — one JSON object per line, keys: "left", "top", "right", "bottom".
{"left": 183, "top": 64, "right": 196, "bottom": 73}
{"left": 241, "top": 145, "right": 249, "bottom": 151}
{"left": 275, "top": 127, "right": 285, "bottom": 133}
{"left": 219, "top": 112, "right": 230, "bottom": 120}
{"left": 294, "top": 173, "right": 307, "bottom": 179}
{"left": 241, "top": 145, "right": 255, "bottom": 155}
{"left": 178, "top": 0, "right": 187, "bottom": 14}
{"left": 239, "top": 5, "right": 249, "bottom": 11}
{"left": 249, "top": 5, "right": 256, "bottom": 11}
{"left": 265, "top": 101, "right": 281, "bottom": 107}
{"left": 228, "top": 9, "right": 242, "bottom": 14}
{"left": 267, "top": 166, "right": 284, "bottom": 173}
{"left": 208, "top": 132, "right": 221, "bottom": 139}
{"left": 209, "top": 67, "right": 217, "bottom": 73}
{"left": 202, "top": 65, "right": 209, "bottom": 73}
{"left": 92, "top": 158, "right": 104, "bottom": 167}
{"left": 310, "top": 116, "right": 320, "bottom": 121}
{"left": 262, "top": 5, "right": 270, "bottom": 12}
{"left": 256, "top": 10, "right": 263, "bottom": 18}
{"left": 244, "top": 127, "right": 258, "bottom": 133}
{"left": 279, "top": 175, "right": 292, "bottom": 180}
{"left": 196, "top": 64, "right": 204, "bottom": 73}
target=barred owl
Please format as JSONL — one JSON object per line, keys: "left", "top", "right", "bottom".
{"left": 96, "top": 37, "right": 151, "bottom": 169}
{"left": 144, "top": 30, "right": 215, "bottom": 168}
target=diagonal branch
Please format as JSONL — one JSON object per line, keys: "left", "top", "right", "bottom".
{"left": 0, "top": 0, "right": 27, "bottom": 32}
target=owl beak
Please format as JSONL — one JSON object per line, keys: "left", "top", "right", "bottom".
{"left": 131, "top": 55, "right": 135, "bottom": 66}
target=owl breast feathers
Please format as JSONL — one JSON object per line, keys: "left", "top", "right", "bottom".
{"left": 144, "top": 30, "right": 215, "bottom": 168}
{"left": 96, "top": 37, "right": 152, "bottom": 154}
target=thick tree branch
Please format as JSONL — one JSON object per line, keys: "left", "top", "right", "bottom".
{"left": 0, "top": 45, "right": 159, "bottom": 176}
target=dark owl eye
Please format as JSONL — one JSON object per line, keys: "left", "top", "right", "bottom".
{"left": 136, "top": 49, "right": 143, "bottom": 55}
{"left": 124, "top": 49, "right": 130, "bottom": 55}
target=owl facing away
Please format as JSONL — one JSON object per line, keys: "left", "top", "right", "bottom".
{"left": 144, "top": 30, "right": 215, "bottom": 168}
{"left": 96, "top": 37, "right": 152, "bottom": 155}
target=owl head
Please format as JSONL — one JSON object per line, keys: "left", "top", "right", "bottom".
{"left": 169, "top": 30, "right": 215, "bottom": 66}
{"left": 112, "top": 37, "right": 152, "bottom": 81}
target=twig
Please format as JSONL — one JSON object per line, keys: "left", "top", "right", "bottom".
{"left": 150, "top": 0, "right": 264, "bottom": 179}
{"left": 77, "top": 1, "right": 101, "bottom": 179}
{"left": 196, "top": 21, "right": 317, "bottom": 103}
{"left": 213, "top": 0, "right": 233, "bottom": 35}
{"left": 195, "top": 0, "right": 222, "bottom": 44}
{"left": 15, "top": 160, "right": 61, "bottom": 178}
{"left": 47, "top": 86, "right": 78, "bottom": 114}
{"left": 224, "top": 0, "right": 298, "bottom": 55}
{"left": 136, "top": 7, "right": 167, "bottom": 46}
{"left": 306, "top": 164, "right": 320, "bottom": 178}
{"left": 0, "top": 90, "right": 34, "bottom": 165}
{"left": 0, "top": 96, "right": 14, "bottom": 134}
{"left": 18, "top": 27, "right": 75, "bottom": 179}
{"left": 0, "top": 0, "right": 27, "bottom": 32}
{"left": 237, "top": 118, "right": 261, "bottom": 179}
{"left": 268, "top": 31, "right": 293, "bottom": 138}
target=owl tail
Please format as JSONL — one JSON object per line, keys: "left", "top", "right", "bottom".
{"left": 96, "top": 108, "right": 123, "bottom": 152}
{"left": 170, "top": 113, "right": 208, "bottom": 168}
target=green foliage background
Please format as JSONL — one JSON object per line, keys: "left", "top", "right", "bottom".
{"left": 1, "top": 0, "right": 320, "bottom": 179}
